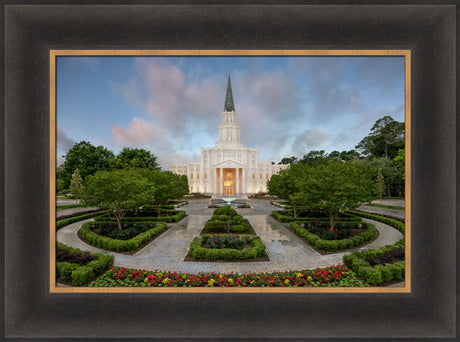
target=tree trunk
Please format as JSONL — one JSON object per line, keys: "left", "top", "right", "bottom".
{"left": 293, "top": 203, "right": 297, "bottom": 218}
{"left": 116, "top": 218, "right": 122, "bottom": 231}
{"left": 156, "top": 204, "right": 162, "bottom": 218}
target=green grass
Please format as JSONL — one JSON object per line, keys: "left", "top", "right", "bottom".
{"left": 57, "top": 204, "right": 86, "bottom": 209}
{"left": 367, "top": 203, "right": 404, "bottom": 210}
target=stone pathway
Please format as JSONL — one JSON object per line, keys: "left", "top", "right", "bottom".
{"left": 57, "top": 213, "right": 403, "bottom": 274}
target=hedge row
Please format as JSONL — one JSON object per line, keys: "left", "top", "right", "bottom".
{"left": 342, "top": 211, "right": 406, "bottom": 285}
{"left": 56, "top": 210, "right": 109, "bottom": 230}
{"left": 343, "top": 244, "right": 405, "bottom": 285}
{"left": 271, "top": 210, "right": 360, "bottom": 223}
{"left": 79, "top": 221, "right": 168, "bottom": 252}
{"left": 94, "top": 210, "right": 186, "bottom": 223}
{"left": 189, "top": 234, "right": 266, "bottom": 260}
{"left": 56, "top": 242, "right": 114, "bottom": 286}
{"left": 345, "top": 210, "right": 405, "bottom": 234}
{"left": 290, "top": 221, "right": 378, "bottom": 252}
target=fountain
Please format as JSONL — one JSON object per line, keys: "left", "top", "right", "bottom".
{"left": 207, "top": 196, "right": 252, "bottom": 208}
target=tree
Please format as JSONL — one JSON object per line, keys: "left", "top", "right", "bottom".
{"left": 279, "top": 156, "right": 298, "bottom": 165}
{"left": 376, "top": 170, "right": 385, "bottom": 204}
{"left": 394, "top": 148, "right": 405, "bottom": 180}
{"left": 81, "top": 169, "right": 155, "bottom": 231}
{"left": 299, "top": 150, "right": 328, "bottom": 165}
{"left": 366, "top": 157, "right": 404, "bottom": 197}
{"left": 138, "top": 170, "right": 189, "bottom": 217}
{"left": 297, "top": 160, "right": 375, "bottom": 229}
{"left": 60, "top": 141, "right": 115, "bottom": 189}
{"left": 69, "top": 169, "right": 83, "bottom": 199}
{"left": 112, "top": 147, "right": 160, "bottom": 170}
{"left": 356, "top": 116, "right": 404, "bottom": 159}
{"left": 268, "top": 164, "right": 307, "bottom": 217}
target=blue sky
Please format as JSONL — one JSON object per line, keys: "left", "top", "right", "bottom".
{"left": 57, "top": 55, "right": 405, "bottom": 169}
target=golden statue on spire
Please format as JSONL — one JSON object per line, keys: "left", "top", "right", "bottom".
{"left": 228, "top": 69, "right": 230, "bottom": 76}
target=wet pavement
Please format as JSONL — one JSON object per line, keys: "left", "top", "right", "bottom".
{"left": 358, "top": 199, "right": 405, "bottom": 220}
{"left": 57, "top": 199, "right": 404, "bottom": 274}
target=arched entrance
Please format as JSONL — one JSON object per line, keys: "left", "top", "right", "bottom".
{"left": 223, "top": 171, "right": 235, "bottom": 195}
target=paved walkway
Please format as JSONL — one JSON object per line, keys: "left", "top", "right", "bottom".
{"left": 57, "top": 210, "right": 403, "bottom": 274}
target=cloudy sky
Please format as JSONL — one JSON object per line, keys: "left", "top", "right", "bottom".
{"left": 57, "top": 55, "right": 405, "bottom": 169}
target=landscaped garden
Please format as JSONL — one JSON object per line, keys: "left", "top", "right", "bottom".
{"left": 187, "top": 206, "right": 267, "bottom": 261}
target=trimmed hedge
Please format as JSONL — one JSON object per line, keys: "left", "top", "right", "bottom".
{"left": 272, "top": 210, "right": 361, "bottom": 223}
{"left": 341, "top": 211, "right": 406, "bottom": 285}
{"left": 94, "top": 210, "right": 186, "bottom": 223}
{"left": 79, "top": 221, "right": 168, "bottom": 252}
{"left": 56, "top": 210, "right": 109, "bottom": 230}
{"left": 345, "top": 210, "right": 405, "bottom": 234}
{"left": 56, "top": 242, "right": 114, "bottom": 286}
{"left": 189, "top": 234, "right": 266, "bottom": 260}
{"left": 290, "top": 221, "right": 377, "bottom": 252}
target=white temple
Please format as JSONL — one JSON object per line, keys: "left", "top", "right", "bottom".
{"left": 169, "top": 71, "right": 289, "bottom": 197}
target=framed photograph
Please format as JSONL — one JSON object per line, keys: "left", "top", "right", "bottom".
{"left": 3, "top": 3, "right": 456, "bottom": 340}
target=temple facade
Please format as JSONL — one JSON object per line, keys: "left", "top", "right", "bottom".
{"left": 169, "top": 71, "right": 289, "bottom": 197}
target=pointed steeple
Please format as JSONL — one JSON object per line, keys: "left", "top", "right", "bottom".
{"left": 224, "top": 69, "right": 235, "bottom": 112}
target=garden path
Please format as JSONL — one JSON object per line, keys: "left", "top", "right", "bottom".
{"left": 57, "top": 214, "right": 403, "bottom": 274}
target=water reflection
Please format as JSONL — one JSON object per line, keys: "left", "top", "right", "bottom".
{"left": 249, "top": 216, "right": 289, "bottom": 241}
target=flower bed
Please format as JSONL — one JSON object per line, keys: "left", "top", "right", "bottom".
{"left": 79, "top": 221, "right": 168, "bottom": 252}
{"left": 189, "top": 234, "right": 266, "bottom": 261}
{"left": 290, "top": 221, "right": 377, "bottom": 252}
{"left": 56, "top": 242, "right": 114, "bottom": 286}
{"left": 88, "top": 264, "right": 367, "bottom": 287}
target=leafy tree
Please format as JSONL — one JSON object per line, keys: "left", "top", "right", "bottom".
{"left": 81, "top": 169, "right": 155, "bottom": 231}
{"left": 394, "top": 148, "right": 405, "bottom": 180}
{"left": 366, "top": 157, "right": 404, "bottom": 197}
{"left": 356, "top": 116, "right": 404, "bottom": 159}
{"left": 60, "top": 141, "right": 115, "bottom": 189}
{"left": 376, "top": 170, "right": 385, "bottom": 204}
{"left": 279, "top": 156, "right": 298, "bottom": 165}
{"left": 112, "top": 147, "right": 160, "bottom": 170}
{"left": 69, "top": 169, "right": 83, "bottom": 199}
{"left": 297, "top": 160, "right": 375, "bottom": 228}
{"left": 299, "top": 150, "right": 328, "bottom": 165}
{"left": 138, "top": 170, "right": 189, "bottom": 217}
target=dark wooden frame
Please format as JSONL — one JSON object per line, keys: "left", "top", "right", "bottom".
{"left": 3, "top": 2, "right": 456, "bottom": 340}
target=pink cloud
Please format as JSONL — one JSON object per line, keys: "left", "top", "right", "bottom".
{"left": 111, "top": 117, "right": 160, "bottom": 147}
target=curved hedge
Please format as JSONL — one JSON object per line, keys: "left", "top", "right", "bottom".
{"left": 56, "top": 242, "right": 114, "bottom": 286}
{"left": 342, "top": 210, "right": 406, "bottom": 286}
{"left": 290, "top": 221, "right": 377, "bottom": 252}
{"left": 56, "top": 210, "right": 109, "bottom": 230}
{"left": 345, "top": 210, "right": 405, "bottom": 234}
{"left": 93, "top": 210, "right": 186, "bottom": 223}
{"left": 272, "top": 210, "right": 361, "bottom": 223}
{"left": 189, "top": 234, "right": 266, "bottom": 260}
{"left": 79, "top": 221, "right": 168, "bottom": 252}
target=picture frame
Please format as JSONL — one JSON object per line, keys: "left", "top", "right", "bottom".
{"left": 3, "top": 2, "right": 456, "bottom": 340}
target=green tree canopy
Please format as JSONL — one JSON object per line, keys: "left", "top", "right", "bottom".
{"left": 138, "top": 169, "right": 189, "bottom": 217}
{"left": 60, "top": 141, "right": 115, "bottom": 189}
{"left": 297, "top": 160, "right": 375, "bottom": 228}
{"left": 81, "top": 169, "right": 155, "bottom": 230}
{"left": 69, "top": 169, "right": 83, "bottom": 199}
{"left": 278, "top": 156, "right": 298, "bottom": 165}
{"left": 112, "top": 147, "right": 160, "bottom": 170}
{"left": 365, "top": 157, "right": 404, "bottom": 197}
{"left": 355, "top": 115, "right": 404, "bottom": 159}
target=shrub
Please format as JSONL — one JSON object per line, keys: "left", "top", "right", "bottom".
{"left": 189, "top": 234, "right": 265, "bottom": 260}
{"left": 360, "top": 267, "right": 383, "bottom": 285}
{"left": 56, "top": 262, "right": 78, "bottom": 281}
{"left": 213, "top": 206, "right": 238, "bottom": 217}
{"left": 56, "top": 210, "right": 109, "bottom": 230}
{"left": 79, "top": 221, "right": 168, "bottom": 252}
{"left": 71, "top": 266, "right": 95, "bottom": 286}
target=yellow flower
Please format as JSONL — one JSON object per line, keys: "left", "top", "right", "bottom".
{"left": 144, "top": 277, "right": 148, "bottom": 283}
{"left": 307, "top": 276, "right": 312, "bottom": 281}
{"left": 296, "top": 272, "right": 303, "bottom": 278}
{"left": 156, "top": 272, "right": 163, "bottom": 277}
{"left": 284, "top": 279, "right": 290, "bottom": 285}
{"left": 162, "top": 277, "right": 170, "bottom": 284}
{"left": 228, "top": 278, "right": 234, "bottom": 285}
{"left": 207, "top": 279, "right": 216, "bottom": 287}
{"left": 182, "top": 274, "right": 187, "bottom": 279}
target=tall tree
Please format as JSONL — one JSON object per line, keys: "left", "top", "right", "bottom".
{"left": 366, "top": 157, "right": 404, "bottom": 197}
{"left": 376, "top": 170, "right": 385, "bottom": 204}
{"left": 112, "top": 147, "right": 160, "bottom": 170}
{"left": 81, "top": 169, "right": 155, "bottom": 231}
{"left": 138, "top": 170, "right": 189, "bottom": 217}
{"left": 278, "top": 156, "right": 298, "bottom": 165}
{"left": 299, "top": 150, "right": 328, "bottom": 165}
{"left": 298, "top": 160, "right": 375, "bottom": 229}
{"left": 356, "top": 116, "right": 404, "bottom": 159}
{"left": 69, "top": 169, "right": 83, "bottom": 199}
{"left": 60, "top": 141, "right": 115, "bottom": 189}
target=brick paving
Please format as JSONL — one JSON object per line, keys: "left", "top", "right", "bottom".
{"left": 56, "top": 200, "right": 403, "bottom": 274}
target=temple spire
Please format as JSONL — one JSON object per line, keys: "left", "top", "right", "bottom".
{"left": 224, "top": 70, "right": 235, "bottom": 112}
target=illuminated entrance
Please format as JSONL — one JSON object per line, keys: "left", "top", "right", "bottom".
{"left": 224, "top": 171, "right": 234, "bottom": 195}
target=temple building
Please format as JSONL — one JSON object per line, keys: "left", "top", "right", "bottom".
{"left": 169, "top": 71, "right": 289, "bottom": 197}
